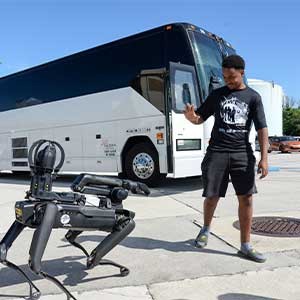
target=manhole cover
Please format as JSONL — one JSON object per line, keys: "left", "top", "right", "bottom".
{"left": 233, "top": 216, "right": 300, "bottom": 237}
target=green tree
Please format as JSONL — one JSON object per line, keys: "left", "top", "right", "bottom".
{"left": 283, "top": 107, "right": 300, "bottom": 135}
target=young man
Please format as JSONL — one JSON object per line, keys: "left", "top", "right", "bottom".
{"left": 184, "top": 55, "right": 269, "bottom": 263}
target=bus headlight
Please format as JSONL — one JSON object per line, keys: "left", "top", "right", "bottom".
{"left": 176, "top": 139, "right": 201, "bottom": 151}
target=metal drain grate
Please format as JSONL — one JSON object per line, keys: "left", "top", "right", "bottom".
{"left": 233, "top": 216, "right": 300, "bottom": 237}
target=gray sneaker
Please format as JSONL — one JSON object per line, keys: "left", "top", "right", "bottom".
{"left": 238, "top": 248, "right": 266, "bottom": 263}
{"left": 194, "top": 232, "right": 208, "bottom": 248}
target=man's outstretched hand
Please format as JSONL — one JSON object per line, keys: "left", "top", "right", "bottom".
{"left": 184, "top": 104, "right": 201, "bottom": 124}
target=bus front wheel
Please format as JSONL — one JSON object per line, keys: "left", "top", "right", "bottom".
{"left": 124, "top": 143, "right": 165, "bottom": 187}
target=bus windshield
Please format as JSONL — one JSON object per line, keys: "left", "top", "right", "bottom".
{"left": 189, "top": 31, "right": 229, "bottom": 100}
{"left": 223, "top": 43, "right": 236, "bottom": 56}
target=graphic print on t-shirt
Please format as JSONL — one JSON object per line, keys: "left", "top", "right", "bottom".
{"left": 220, "top": 96, "right": 249, "bottom": 126}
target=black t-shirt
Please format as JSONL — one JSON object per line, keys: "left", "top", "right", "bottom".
{"left": 196, "top": 85, "right": 267, "bottom": 152}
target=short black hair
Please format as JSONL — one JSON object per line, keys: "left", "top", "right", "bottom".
{"left": 222, "top": 55, "right": 245, "bottom": 70}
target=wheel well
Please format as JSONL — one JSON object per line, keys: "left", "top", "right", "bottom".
{"left": 120, "top": 136, "right": 158, "bottom": 173}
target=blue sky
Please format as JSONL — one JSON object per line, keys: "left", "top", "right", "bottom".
{"left": 1, "top": 0, "right": 299, "bottom": 100}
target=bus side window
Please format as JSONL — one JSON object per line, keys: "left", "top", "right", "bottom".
{"left": 146, "top": 76, "right": 164, "bottom": 113}
{"left": 131, "top": 70, "right": 165, "bottom": 113}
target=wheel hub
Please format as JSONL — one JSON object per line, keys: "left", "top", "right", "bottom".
{"left": 132, "top": 153, "right": 154, "bottom": 179}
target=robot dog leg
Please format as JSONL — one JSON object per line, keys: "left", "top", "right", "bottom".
{"left": 87, "top": 216, "right": 135, "bottom": 275}
{"left": 65, "top": 230, "right": 89, "bottom": 257}
{"left": 65, "top": 214, "right": 135, "bottom": 276}
{"left": 0, "top": 221, "right": 41, "bottom": 299}
{"left": 28, "top": 202, "right": 76, "bottom": 300}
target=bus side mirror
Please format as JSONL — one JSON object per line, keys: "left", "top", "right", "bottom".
{"left": 182, "top": 83, "right": 191, "bottom": 104}
{"left": 209, "top": 76, "right": 222, "bottom": 94}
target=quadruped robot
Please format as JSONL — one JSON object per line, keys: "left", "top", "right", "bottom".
{"left": 0, "top": 140, "right": 150, "bottom": 299}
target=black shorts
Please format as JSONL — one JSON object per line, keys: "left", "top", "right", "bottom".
{"left": 201, "top": 150, "right": 257, "bottom": 197}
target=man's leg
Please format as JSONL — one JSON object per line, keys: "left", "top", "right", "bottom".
{"left": 237, "top": 194, "right": 266, "bottom": 263}
{"left": 195, "top": 196, "right": 219, "bottom": 248}
{"left": 230, "top": 152, "right": 266, "bottom": 262}
{"left": 204, "top": 196, "right": 220, "bottom": 227}
{"left": 237, "top": 194, "right": 253, "bottom": 243}
{"left": 197, "top": 151, "right": 229, "bottom": 248}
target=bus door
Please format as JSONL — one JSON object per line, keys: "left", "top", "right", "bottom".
{"left": 169, "top": 62, "right": 204, "bottom": 177}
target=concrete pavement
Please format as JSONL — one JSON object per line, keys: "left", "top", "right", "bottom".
{"left": 0, "top": 152, "right": 300, "bottom": 300}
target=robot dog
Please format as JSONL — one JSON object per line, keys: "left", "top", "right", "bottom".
{"left": 0, "top": 140, "right": 150, "bottom": 299}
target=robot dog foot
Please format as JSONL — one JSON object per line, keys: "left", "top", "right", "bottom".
{"left": 86, "top": 218, "right": 135, "bottom": 276}
{"left": 98, "top": 259, "right": 129, "bottom": 276}
{"left": 1, "top": 258, "right": 41, "bottom": 300}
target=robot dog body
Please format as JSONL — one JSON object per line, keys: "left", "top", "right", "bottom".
{"left": 0, "top": 140, "right": 149, "bottom": 300}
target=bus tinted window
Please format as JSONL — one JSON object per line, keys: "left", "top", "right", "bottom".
{"left": 0, "top": 32, "right": 164, "bottom": 112}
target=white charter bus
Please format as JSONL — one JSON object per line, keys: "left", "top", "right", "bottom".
{"left": 0, "top": 23, "right": 236, "bottom": 185}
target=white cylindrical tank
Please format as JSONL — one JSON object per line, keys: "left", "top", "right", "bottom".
{"left": 248, "top": 79, "right": 284, "bottom": 136}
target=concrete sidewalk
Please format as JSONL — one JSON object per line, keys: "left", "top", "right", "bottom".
{"left": 1, "top": 152, "right": 300, "bottom": 300}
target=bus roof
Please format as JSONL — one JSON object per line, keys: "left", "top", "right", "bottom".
{"left": 0, "top": 22, "right": 234, "bottom": 81}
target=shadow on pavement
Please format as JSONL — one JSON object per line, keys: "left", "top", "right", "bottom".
{"left": 59, "top": 235, "right": 237, "bottom": 257}
{"left": 149, "top": 176, "right": 203, "bottom": 197}
{"left": 219, "top": 293, "right": 283, "bottom": 300}
{"left": 0, "top": 294, "right": 27, "bottom": 299}
{"left": 0, "top": 255, "right": 124, "bottom": 289}
{"left": 0, "top": 235, "right": 237, "bottom": 289}
{"left": 0, "top": 173, "right": 203, "bottom": 196}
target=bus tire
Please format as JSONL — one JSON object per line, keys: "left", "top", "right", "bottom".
{"left": 124, "top": 143, "right": 165, "bottom": 187}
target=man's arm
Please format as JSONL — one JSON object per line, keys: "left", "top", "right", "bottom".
{"left": 257, "top": 127, "right": 269, "bottom": 179}
{"left": 184, "top": 104, "right": 204, "bottom": 125}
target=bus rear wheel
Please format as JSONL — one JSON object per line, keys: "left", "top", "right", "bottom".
{"left": 124, "top": 143, "right": 164, "bottom": 187}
